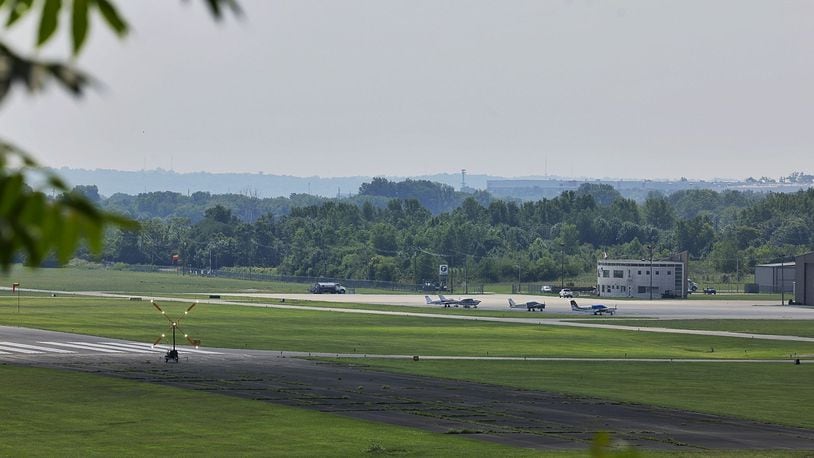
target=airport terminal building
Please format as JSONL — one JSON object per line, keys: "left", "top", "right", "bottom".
{"left": 597, "top": 258, "right": 688, "bottom": 299}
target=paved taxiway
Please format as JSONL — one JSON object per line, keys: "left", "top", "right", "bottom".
{"left": 233, "top": 292, "right": 814, "bottom": 320}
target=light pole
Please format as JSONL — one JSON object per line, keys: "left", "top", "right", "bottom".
{"left": 515, "top": 264, "right": 521, "bottom": 293}
{"left": 560, "top": 243, "right": 565, "bottom": 291}
{"left": 781, "top": 256, "right": 786, "bottom": 306}
{"left": 647, "top": 244, "right": 654, "bottom": 301}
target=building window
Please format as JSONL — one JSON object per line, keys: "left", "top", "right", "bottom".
{"left": 656, "top": 270, "right": 660, "bottom": 275}
{"left": 638, "top": 286, "right": 646, "bottom": 293}
{"left": 602, "top": 270, "right": 609, "bottom": 278}
{"left": 667, "top": 270, "right": 671, "bottom": 275}
{"left": 638, "top": 270, "right": 642, "bottom": 275}
{"left": 613, "top": 270, "right": 624, "bottom": 278}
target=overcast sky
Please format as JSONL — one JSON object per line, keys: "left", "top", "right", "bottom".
{"left": 0, "top": 0, "right": 811, "bottom": 180}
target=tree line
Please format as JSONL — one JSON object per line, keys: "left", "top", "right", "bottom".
{"left": 66, "top": 179, "right": 814, "bottom": 285}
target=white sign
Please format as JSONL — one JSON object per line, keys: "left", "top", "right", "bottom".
{"left": 439, "top": 264, "right": 449, "bottom": 275}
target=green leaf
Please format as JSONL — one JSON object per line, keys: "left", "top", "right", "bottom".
{"left": 71, "top": 0, "right": 89, "bottom": 55}
{"left": 37, "top": 0, "right": 62, "bottom": 47}
{"left": 203, "top": 0, "right": 243, "bottom": 20}
{"left": 0, "top": 173, "right": 24, "bottom": 215}
{"left": 58, "top": 211, "right": 79, "bottom": 263}
{"left": 94, "top": 0, "right": 127, "bottom": 37}
{"left": 6, "top": 0, "right": 33, "bottom": 27}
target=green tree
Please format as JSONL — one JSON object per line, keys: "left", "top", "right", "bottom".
{"left": 642, "top": 193, "right": 675, "bottom": 230}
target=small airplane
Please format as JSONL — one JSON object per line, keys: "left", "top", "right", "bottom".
{"left": 570, "top": 299, "right": 617, "bottom": 315}
{"left": 508, "top": 297, "right": 545, "bottom": 311}
{"left": 425, "top": 295, "right": 459, "bottom": 307}
{"left": 425, "top": 295, "right": 480, "bottom": 308}
{"left": 457, "top": 298, "right": 481, "bottom": 308}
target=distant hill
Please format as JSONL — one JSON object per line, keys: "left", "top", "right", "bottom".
{"left": 47, "top": 167, "right": 812, "bottom": 202}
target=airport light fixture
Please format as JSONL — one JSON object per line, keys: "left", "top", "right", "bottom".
{"left": 152, "top": 300, "right": 200, "bottom": 363}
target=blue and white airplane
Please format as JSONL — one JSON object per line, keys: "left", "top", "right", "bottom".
{"left": 570, "top": 299, "right": 617, "bottom": 315}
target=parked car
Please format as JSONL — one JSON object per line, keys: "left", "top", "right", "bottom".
{"left": 559, "top": 288, "right": 573, "bottom": 298}
{"left": 541, "top": 285, "right": 553, "bottom": 293}
{"left": 703, "top": 287, "right": 717, "bottom": 295}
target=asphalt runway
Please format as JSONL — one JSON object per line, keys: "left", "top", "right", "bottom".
{"left": 3, "top": 326, "right": 814, "bottom": 452}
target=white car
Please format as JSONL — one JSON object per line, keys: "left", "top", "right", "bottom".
{"left": 559, "top": 288, "right": 573, "bottom": 298}
{"left": 541, "top": 285, "right": 553, "bottom": 293}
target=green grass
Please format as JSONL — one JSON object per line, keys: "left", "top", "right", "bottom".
{"left": 2, "top": 265, "right": 407, "bottom": 295}
{"left": 340, "top": 359, "right": 814, "bottom": 430}
{"left": 1, "top": 296, "right": 811, "bottom": 360}
{"left": 0, "top": 365, "right": 533, "bottom": 457}
{"left": 610, "top": 319, "right": 814, "bottom": 339}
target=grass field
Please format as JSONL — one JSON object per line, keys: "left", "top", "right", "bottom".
{"left": 1, "top": 296, "right": 811, "bottom": 359}
{"left": 0, "top": 365, "right": 534, "bottom": 457}
{"left": 344, "top": 359, "right": 814, "bottom": 430}
{"left": 610, "top": 319, "right": 814, "bottom": 338}
{"left": 3, "top": 266, "right": 814, "bottom": 455}
{"left": 3, "top": 266, "right": 291, "bottom": 294}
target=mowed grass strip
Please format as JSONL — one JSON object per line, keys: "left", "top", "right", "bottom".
{"left": 609, "top": 319, "right": 814, "bottom": 339}
{"left": 345, "top": 359, "right": 814, "bottom": 430}
{"left": 0, "top": 365, "right": 535, "bottom": 457}
{"left": 1, "top": 297, "right": 812, "bottom": 359}
{"left": 3, "top": 266, "right": 306, "bottom": 294}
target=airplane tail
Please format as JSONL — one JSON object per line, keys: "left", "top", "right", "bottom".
{"left": 570, "top": 300, "right": 580, "bottom": 311}
{"left": 425, "top": 296, "right": 432, "bottom": 304}
{"left": 439, "top": 295, "right": 448, "bottom": 301}
{"left": 508, "top": 298, "right": 516, "bottom": 307}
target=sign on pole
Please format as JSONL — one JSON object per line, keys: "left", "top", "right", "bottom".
{"left": 439, "top": 264, "right": 449, "bottom": 276}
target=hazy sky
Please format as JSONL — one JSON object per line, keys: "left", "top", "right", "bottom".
{"left": 0, "top": 0, "right": 811, "bottom": 180}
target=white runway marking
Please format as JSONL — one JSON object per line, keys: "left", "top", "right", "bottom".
{"left": 40, "top": 342, "right": 124, "bottom": 353}
{"left": 0, "top": 341, "right": 74, "bottom": 353}
{"left": 97, "top": 342, "right": 164, "bottom": 353}
{"left": 82, "top": 342, "right": 154, "bottom": 353}
{"left": 0, "top": 344, "right": 44, "bottom": 354}
{"left": 151, "top": 345, "right": 222, "bottom": 355}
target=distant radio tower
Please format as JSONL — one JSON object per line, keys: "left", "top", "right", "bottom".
{"left": 461, "top": 169, "right": 467, "bottom": 190}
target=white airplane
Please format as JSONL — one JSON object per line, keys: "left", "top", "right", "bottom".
{"left": 438, "top": 295, "right": 461, "bottom": 307}
{"left": 570, "top": 299, "right": 617, "bottom": 315}
{"left": 508, "top": 297, "right": 545, "bottom": 311}
{"left": 425, "top": 295, "right": 459, "bottom": 307}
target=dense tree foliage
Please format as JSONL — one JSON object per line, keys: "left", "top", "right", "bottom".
{"left": 75, "top": 179, "right": 814, "bottom": 285}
